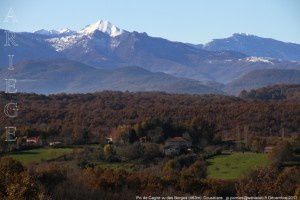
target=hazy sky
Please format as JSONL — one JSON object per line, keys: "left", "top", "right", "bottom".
{"left": 0, "top": 0, "right": 299, "bottom": 44}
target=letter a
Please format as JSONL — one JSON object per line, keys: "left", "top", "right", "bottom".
{"left": 3, "top": 8, "right": 18, "bottom": 23}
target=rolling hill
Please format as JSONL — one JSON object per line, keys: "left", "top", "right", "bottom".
{"left": 225, "top": 69, "right": 300, "bottom": 95}
{"left": 0, "top": 60, "right": 222, "bottom": 94}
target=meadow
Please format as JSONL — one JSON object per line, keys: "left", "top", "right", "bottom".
{"left": 207, "top": 152, "right": 268, "bottom": 180}
{"left": 6, "top": 148, "right": 269, "bottom": 180}
{"left": 7, "top": 148, "right": 73, "bottom": 165}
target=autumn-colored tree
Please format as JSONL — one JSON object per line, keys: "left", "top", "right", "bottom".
{"left": 142, "top": 143, "right": 161, "bottom": 161}
{"left": 189, "top": 117, "right": 217, "bottom": 146}
{"left": 268, "top": 141, "right": 294, "bottom": 167}
{"left": 249, "top": 137, "right": 266, "bottom": 153}
{"left": 103, "top": 144, "right": 116, "bottom": 161}
{"left": 181, "top": 159, "right": 207, "bottom": 180}
{"left": 202, "top": 179, "right": 236, "bottom": 197}
{"left": 162, "top": 159, "right": 181, "bottom": 183}
{"left": 0, "top": 157, "right": 40, "bottom": 200}
{"left": 236, "top": 166, "right": 300, "bottom": 196}
{"left": 1, "top": 91, "right": 299, "bottom": 144}
{"left": 117, "top": 142, "right": 143, "bottom": 160}
{"left": 110, "top": 125, "right": 137, "bottom": 144}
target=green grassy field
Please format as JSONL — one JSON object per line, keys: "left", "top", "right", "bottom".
{"left": 7, "top": 148, "right": 73, "bottom": 165}
{"left": 95, "top": 161, "right": 138, "bottom": 172}
{"left": 207, "top": 152, "right": 268, "bottom": 180}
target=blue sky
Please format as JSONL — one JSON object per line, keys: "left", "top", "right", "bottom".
{"left": 0, "top": 0, "right": 299, "bottom": 44}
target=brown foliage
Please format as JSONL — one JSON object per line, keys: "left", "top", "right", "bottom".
{"left": 236, "top": 166, "right": 300, "bottom": 196}
{"left": 1, "top": 91, "right": 299, "bottom": 145}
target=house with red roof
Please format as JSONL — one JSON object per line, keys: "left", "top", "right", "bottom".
{"left": 26, "top": 136, "right": 41, "bottom": 145}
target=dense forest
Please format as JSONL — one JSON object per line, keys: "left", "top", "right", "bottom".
{"left": 0, "top": 91, "right": 299, "bottom": 145}
{"left": 239, "top": 84, "right": 300, "bottom": 101}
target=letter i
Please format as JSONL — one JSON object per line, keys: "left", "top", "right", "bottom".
{"left": 8, "top": 55, "right": 14, "bottom": 70}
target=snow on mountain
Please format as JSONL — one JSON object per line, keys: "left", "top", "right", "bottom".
{"left": 45, "top": 20, "right": 125, "bottom": 52}
{"left": 78, "top": 20, "right": 123, "bottom": 37}
{"left": 34, "top": 28, "right": 76, "bottom": 36}
{"left": 203, "top": 33, "right": 300, "bottom": 61}
{"left": 243, "top": 57, "right": 274, "bottom": 64}
{"left": 47, "top": 35, "right": 84, "bottom": 52}
{"left": 34, "top": 20, "right": 123, "bottom": 38}
{"left": 34, "top": 29, "right": 60, "bottom": 35}
{"left": 2, "top": 24, "right": 300, "bottom": 93}
{"left": 58, "top": 28, "right": 76, "bottom": 35}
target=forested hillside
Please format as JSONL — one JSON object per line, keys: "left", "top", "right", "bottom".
{"left": 239, "top": 84, "right": 300, "bottom": 101}
{"left": 1, "top": 91, "right": 299, "bottom": 145}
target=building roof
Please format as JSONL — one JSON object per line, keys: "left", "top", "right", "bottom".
{"left": 264, "top": 146, "right": 274, "bottom": 149}
{"left": 26, "top": 136, "right": 39, "bottom": 141}
{"left": 167, "top": 137, "right": 189, "bottom": 142}
{"left": 26, "top": 136, "right": 40, "bottom": 143}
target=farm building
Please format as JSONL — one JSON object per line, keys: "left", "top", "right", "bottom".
{"left": 163, "top": 137, "right": 192, "bottom": 156}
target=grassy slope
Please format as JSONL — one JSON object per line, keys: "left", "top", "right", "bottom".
{"left": 7, "top": 148, "right": 73, "bottom": 165}
{"left": 95, "top": 161, "right": 138, "bottom": 172}
{"left": 207, "top": 152, "right": 268, "bottom": 180}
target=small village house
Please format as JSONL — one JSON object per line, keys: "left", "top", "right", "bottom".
{"left": 105, "top": 137, "right": 113, "bottom": 144}
{"left": 163, "top": 136, "right": 192, "bottom": 156}
{"left": 26, "top": 136, "right": 41, "bottom": 145}
{"left": 264, "top": 146, "right": 274, "bottom": 153}
{"left": 49, "top": 141, "right": 62, "bottom": 147}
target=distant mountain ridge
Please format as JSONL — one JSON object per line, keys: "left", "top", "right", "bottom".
{"left": 34, "top": 28, "right": 76, "bottom": 36}
{"left": 1, "top": 20, "right": 300, "bottom": 95}
{"left": 203, "top": 33, "right": 300, "bottom": 61}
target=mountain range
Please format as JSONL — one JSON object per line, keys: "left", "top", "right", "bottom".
{"left": 0, "top": 60, "right": 222, "bottom": 94}
{"left": 0, "top": 20, "right": 300, "bottom": 95}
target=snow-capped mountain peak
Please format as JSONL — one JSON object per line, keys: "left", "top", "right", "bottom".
{"left": 34, "top": 28, "right": 75, "bottom": 36}
{"left": 58, "top": 28, "right": 76, "bottom": 34}
{"left": 34, "top": 29, "right": 59, "bottom": 35}
{"left": 78, "top": 20, "right": 123, "bottom": 37}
